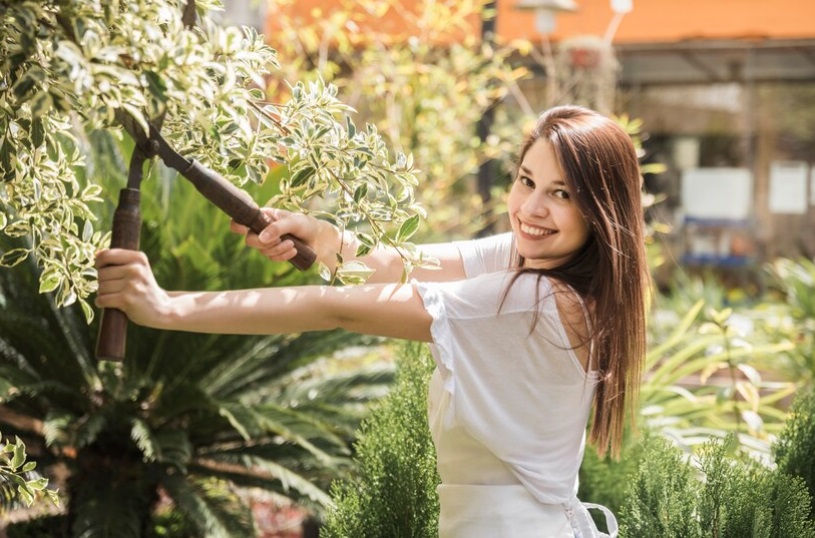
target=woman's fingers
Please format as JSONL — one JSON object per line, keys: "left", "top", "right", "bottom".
{"left": 233, "top": 208, "right": 317, "bottom": 262}
{"left": 259, "top": 240, "right": 298, "bottom": 261}
{"left": 96, "top": 248, "right": 149, "bottom": 268}
{"left": 94, "top": 249, "right": 168, "bottom": 327}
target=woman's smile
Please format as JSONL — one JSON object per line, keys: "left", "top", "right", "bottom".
{"left": 518, "top": 222, "right": 557, "bottom": 238}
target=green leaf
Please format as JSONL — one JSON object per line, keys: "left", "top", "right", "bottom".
{"left": 29, "top": 91, "right": 53, "bottom": 119}
{"left": 0, "top": 248, "right": 31, "bottom": 268}
{"left": 4, "top": 221, "right": 32, "bottom": 238}
{"left": 11, "top": 438, "right": 26, "bottom": 470}
{"left": 31, "top": 117, "right": 45, "bottom": 147}
{"left": 121, "top": 104, "right": 150, "bottom": 138}
{"left": 353, "top": 184, "right": 368, "bottom": 203}
{"left": 38, "top": 273, "right": 61, "bottom": 294}
{"left": 335, "top": 261, "right": 376, "bottom": 285}
{"left": 17, "top": 486, "right": 34, "bottom": 507}
{"left": 355, "top": 242, "right": 372, "bottom": 257}
{"left": 79, "top": 299, "right": 95, "bottom": 324}
{"left": 395, "top": 214, "right": 420, "bottom": 242}
{"left": 28, "top": 477, "right": 48, "bottom": 491}
{"left": 318, "top": 262, "right": 332, "bottom": 281}
{"left": 346, "top": 115, "right": 356, "bottom": 138}
{"left": 289, "top": 166, "right": 315, "bottom": 188}
{"left": 143, "top": 70, "right": 168, "bottom": 102}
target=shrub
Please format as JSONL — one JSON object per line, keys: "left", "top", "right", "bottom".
{"left": 619, "top": 434, "right": 815, "bottom": 537}
{"left": 322, "top": 343, "right": 439, "bottom": 538}
{"left": 618, "top": 434, "right": 702, "bottom": 537}
{"left": 578, "top": 437, "right": 642, "bottom": 532}
{"left": 774, "top": 388, "right": 815, "bottom": 519}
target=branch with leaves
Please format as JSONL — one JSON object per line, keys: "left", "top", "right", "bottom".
{"left": 0, "top": 0, "right": 427, "bottom": 320}
{"left": 0, "top": 432, "right": 59, "bottom": 512}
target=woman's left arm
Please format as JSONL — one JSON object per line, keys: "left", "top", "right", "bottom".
{"left": 95, "top": 249, "right": 433, "bottom": 342}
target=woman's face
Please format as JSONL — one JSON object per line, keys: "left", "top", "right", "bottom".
{"left": 507, "top": 138, "right": 592, "bottom": 270}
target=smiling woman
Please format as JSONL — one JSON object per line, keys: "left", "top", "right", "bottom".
{"left": 95, "top": 105, "right": 649, "bottom": 538}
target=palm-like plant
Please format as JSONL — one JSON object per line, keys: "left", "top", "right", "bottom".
{"left": 641, "top": 299, "right": 797, "bottom": 456}
{"left": 0, "top": 152, "right": 392, "bottom": 536}
{"left": 765, "top": 257, "right": 815, "bottom": 385}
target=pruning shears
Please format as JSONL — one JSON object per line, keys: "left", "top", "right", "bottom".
{"left": 95, "top": 111, "right": 316, "bottom": 362}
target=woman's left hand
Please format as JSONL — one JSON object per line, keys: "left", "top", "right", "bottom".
{"left": 95, "top": 249, "right": 172, "bottom": 329}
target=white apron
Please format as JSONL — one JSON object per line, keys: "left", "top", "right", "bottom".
{"left": 429, "top": 370, "right": 618, "bottom": 538}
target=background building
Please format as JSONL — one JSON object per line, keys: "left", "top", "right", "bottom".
{"left": 257, "top": 0, "right": 815, "bottom": 267}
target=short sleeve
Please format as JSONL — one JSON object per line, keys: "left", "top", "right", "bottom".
{"left": 453, "top": 233, "right": 514, "bottom": 277}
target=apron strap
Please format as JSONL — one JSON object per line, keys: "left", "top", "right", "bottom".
{"left": 562, "top": 499, "right": 619, "bottom": 538}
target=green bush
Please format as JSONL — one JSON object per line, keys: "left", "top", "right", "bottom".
{"left": 618, "top": 434, "right": 701, "bottom": 537}
{"left": 578, "top": 436, "right": 642, "bottom": 532}
{"left": 774, "top": 389, "right": 815, "bottom": 519}
{"left": 619, "top": 434, "right": 815, "bottom": 537}
{"left": 322, "top": 343, "right": 439, "bottom": 538}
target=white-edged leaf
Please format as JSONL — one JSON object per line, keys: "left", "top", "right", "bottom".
{"left": 0, "top": 248, "right": 31, "bottom": 268}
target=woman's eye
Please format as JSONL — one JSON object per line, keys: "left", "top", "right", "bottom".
{"left": 519, "top": 176, "right": 534, "bottom": 188}
{"left": 553, "top": 189, "right": 570, "bottom": 199}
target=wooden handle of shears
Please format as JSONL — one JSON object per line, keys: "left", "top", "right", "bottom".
{"left": 95, "top": 188, "right": 141, "bottom": 362}
{"left": 181, "top": 160, "right": 317, "bottom": 271}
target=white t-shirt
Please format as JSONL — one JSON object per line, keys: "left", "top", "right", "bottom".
{"left": 413, "top": 233, "right": 616, "bottom": 537}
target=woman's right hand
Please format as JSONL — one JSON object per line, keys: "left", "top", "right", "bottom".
{"left": 230, "top": 208, "right": 326, "bottom": 264}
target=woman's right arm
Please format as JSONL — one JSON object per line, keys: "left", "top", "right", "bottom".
{"left": 95, "top": 248, "right": 433, "bottom": 342}
{"left": 230, "top": 208, "right": 468, "bottom": 283}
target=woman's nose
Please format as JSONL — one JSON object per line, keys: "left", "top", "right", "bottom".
{"left": 522, "top": 191, "right": 549, "bottom": 217}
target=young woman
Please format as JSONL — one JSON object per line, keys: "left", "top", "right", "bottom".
{"left": 96, "top": 105, "right": 648, "bottom": 537}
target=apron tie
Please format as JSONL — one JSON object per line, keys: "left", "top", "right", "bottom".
{"left": 562, "top": 498, "right": 619, "bottom": 538}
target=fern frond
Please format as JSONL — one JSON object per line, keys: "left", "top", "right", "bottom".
{"left": 131, "top": 418, "right": 158, "bottom": 462}
{"left": 162, "top": 474, "right": 256, "bottom": 538}
{"left": 189, "top": 457, "right": 333, "bottom": 507}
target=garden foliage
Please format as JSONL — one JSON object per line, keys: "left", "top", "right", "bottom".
{"left": 619, "top": 432, "right": 815, "bottom": 537}
{"left": 773, "top": 389, "right": 815, "bottom": 519}
{"left": 268, "top": 0, "right": 529, "bottom": 239}
{"left": 0, "top": 432, "right": 59, "bottom": 513}
{"left": 0, "top": 166, "right": 393, "bottom": 536}
{"left": 322, "top": 343, "right": 439, "bottom": 538}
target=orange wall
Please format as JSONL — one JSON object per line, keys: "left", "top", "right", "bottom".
{"left": 269, "top": 0, "right": 815, "bottom": 45}
{"left": 500, "top": 0, "right": 815, "bottom": 44}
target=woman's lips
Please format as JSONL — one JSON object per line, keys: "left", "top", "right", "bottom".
{"left": 519, "top": 222, "right": 556, "bottom": 237}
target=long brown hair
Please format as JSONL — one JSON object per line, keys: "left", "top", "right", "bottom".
{"left": 513, "top": 105, "right": 649, "bottom": 458}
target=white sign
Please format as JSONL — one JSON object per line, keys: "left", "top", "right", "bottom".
{"left": 811, "top": 166, "right": 815, "bottom": 206}
{"left": 681, "top": 168, "right": 753, "bottom": 220}
{"left": 769, "top": 161, "right": 808, "bottom": 214}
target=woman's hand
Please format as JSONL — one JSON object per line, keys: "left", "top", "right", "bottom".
{"left": 230, "top": 208, "right": 325, "bottom": 264}
{"left": 229, "top": 207, "right": 467, "bottom": 284}
{"left": 95, "top": 249, "right": 173, "bottom": 329}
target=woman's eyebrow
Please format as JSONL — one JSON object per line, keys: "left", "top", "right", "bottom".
{"left": 518, "top": 165, "right": 569, "bottom": 187}
{"left": 520, "top": 165, "right": 567, "bottom": 185}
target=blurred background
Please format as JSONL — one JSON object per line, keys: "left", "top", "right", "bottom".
{"left": 223, "top": 0, "right": 815, "bottom": 291}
